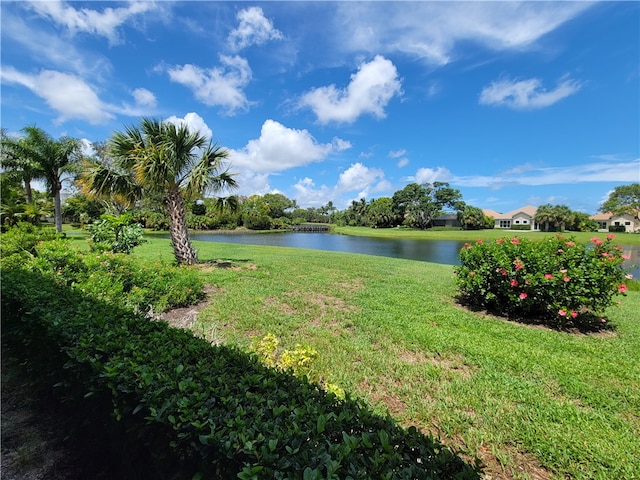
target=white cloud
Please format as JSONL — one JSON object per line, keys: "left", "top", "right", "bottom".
{"left": 292, "top": 177, "right": 333, "bottom": 208}
{"left": 165, "top": 55, "right": 252, "bottom": 115}
{"left": 164, "top": 112, "right": 213, "bottom": 141}
{"left": 408, "top": 167, "right": 453, "bottom": 184}
{"left": 388, "top": 149, "right": 406, "bottom": 159}
{"left": 335, "top": 3, "right": 594, "bottom": 65}
{"left": 132, "top": 88, "right": 157, "bottom": 108}
{"left": 479, "top": 75, "right": 582, "bottom": 110}
{"left": 228, "top": 6, "right": 283, "bottom": 51}
{"left": 227, "top": 119, "right": 350, "bottom": 174}
{"left": 298, "top": 55, "right": 402, "bottom": 124}
{"left": 452, "top": 159, "right": 640, "bottom": 188}
{"left": 337, "top": 162, "right": 385, "bottom": 192}
{"left": 1, "top": 67, "right": 113, "bottom": 124}
{"left": 26, "top": 0, "right": 155, "bottom": 45}
{"left": 397, "top": 158, "right": 409, "bottom": 168}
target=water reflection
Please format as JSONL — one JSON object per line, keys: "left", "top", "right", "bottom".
{"left": 181, "top": 232, "right": 640, "bottom": 278}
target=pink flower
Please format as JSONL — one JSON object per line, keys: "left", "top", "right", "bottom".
{"left": 514, "top": 260, "right": 523, "bottom": 270}
{"left": 618, "top": 284, "right": 628, "bottom": 293}
{"left": 600, "top": 318, "right": 607, "bottom": 323}
{"left": 557, "top": 249, "right": 564, "bottom": 254}
{"left": 470, "top": 271, "right": 476, "bottom": 276}
{"left": 511, "top": 238, "right": 520, "bottom": 245}
{"left": 606, "top": 234, "right": 615, "bottom": 240}
{"left": 570, "top": 310, "right": 578, "bottom": 319}
{"left": 510, "top": 279, "right": 519, "bottom": 287}
{"left": 563, "top": 276, "right": 571, "bottom": 282}
{"left": 622, "top": 254, "right": 631, "bottom": 260}
{"left": 565, "top": 241, "right": 576, "bottom": 247}
{"left": 500, "top": 269, "right": 508, "bottom": 276}
{"left": 519, "top": 292, "right": 528, "bottom": 300}
{"left": 560, "top": 269, "right": 567, "bottom": 273}
{"left": 544, "top": 274, "right": 553, "bottom": 280}
{"left": 476, "top": 239, "right": 483, "bottom": 244}
{"left": 463, "top": 243, "right": 472, "bottom": 250}
{"left": 496, "top": 238, "right": 505, "bottom": 244}
{"left": 591, "top": 237, "right": 604, "bottom": 246}
{"left": 602, "top": 252, "right": 610, "bottom": 258}
{"left": 558, "top": 309, "right": 567, "bottom": 317}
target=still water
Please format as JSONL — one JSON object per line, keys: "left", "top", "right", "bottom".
{"left": 184, "top": 232, "right": 640, "bottom": 278}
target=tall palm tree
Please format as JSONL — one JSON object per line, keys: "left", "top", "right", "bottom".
{"left": 1, "top": 126, "right": 82, "bottom": 232}
{"left": 83, "top": 117, "right": 237, "bottom": 265}
{"left": 535, "top": 204, "right": 556, "bottom": 232}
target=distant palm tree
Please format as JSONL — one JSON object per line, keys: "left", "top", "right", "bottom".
{"left": 82, "top": 117, "right": 237, "bottom": 265}
{"left": 535, "top": 204, "right": 556, "bottom": 232}
{"left": 1, "top": 126, "right": 82, "bottom": 232}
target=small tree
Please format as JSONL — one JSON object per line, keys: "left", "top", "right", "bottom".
{"left": 601, "top": 183, "right": 640, "bottom": 217}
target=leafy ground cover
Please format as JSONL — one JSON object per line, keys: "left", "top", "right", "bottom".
{"left": 130, "top": 237, "right": 640, "bottom": 479}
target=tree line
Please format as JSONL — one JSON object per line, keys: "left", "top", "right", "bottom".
{"left": 2, "top": 120, "right": 639, "bottom": 263}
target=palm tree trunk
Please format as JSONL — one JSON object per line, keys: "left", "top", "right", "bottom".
{"left": 166, "top": 187, "right": 198, "bottom": 265}
{"left": 53, "top": 188, "right": 63, "bottom": 233}
{"left": 24, "top": 179, "right": 33, "bottom": 204}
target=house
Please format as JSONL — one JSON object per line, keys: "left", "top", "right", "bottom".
{"left": 432, "top": 213, "right": 460, "bottom": 228}
{"left": 590, "top": 212, "right": 640, "bottom": 233}
{"left": 486, "top": 205, "right": 539, "bottom": 230}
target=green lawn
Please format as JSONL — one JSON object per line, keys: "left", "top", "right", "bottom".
{"left": 133, "top": 237, "right": 640, "bottom": 480}
{"left": 333, "top": 225, "right": 640, "bottom": 245}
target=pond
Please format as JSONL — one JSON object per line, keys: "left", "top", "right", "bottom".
{"left": 182, "top": 232, "right": 640, "bottom": 278}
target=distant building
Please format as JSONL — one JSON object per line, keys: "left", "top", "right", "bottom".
{"left": 590, "top": 212, "right": 640, "bottom": 233}
{"left": 432, "top": 213, "right": 460, "bottom": 228}
{"left": 485, "top": 205, "right": 539, "bottom": 230}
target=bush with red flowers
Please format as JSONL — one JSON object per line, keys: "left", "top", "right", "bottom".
{"left": 455, "top": 234, "right": 630, "bottom": 329}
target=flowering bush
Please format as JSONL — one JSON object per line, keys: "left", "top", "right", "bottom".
{"left": 455, "top": 235, "right": 631, "bottom": 329}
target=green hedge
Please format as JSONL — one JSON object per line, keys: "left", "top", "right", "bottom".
{"left": 1, "top": 266, "right": 480, "bottom": 479}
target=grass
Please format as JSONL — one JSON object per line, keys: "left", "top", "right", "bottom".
{"left": 333, "top": 225, "right": 640, "bottom": 245}
{"left": 131, "top": 236, "right": 639, "bottom": 480}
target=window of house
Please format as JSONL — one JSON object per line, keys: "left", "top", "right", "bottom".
{"left": 625, "top": 221, "right": 631, "bottom": 225}
{"left": 599, "top": 222, "right": 607, "bottom": 229}
{"left": 614, "top": 221, "right": 621, "bottom": 226}
{"left": 499, "top": 220, "right": 511, "bottom": 228}
{"left": 515, "top": 220, "right": 520, "bottom": 224}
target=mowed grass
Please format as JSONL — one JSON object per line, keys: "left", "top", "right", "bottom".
{"left": 134, "top": 236, "right": 639, "bottom": 479}
{"left": 333, "top": 225, "right": 640, "bottom": 245}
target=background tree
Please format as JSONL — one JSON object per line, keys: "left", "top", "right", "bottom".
{"left": 1, "top": 126, "right": 82, "bottom": 232}
{"left": 535, "top": 204, "right": 573, "bottom": 232}
{"left": 81, "top": 118, "right": 237, "bottom": 265}
{"left": 458, "top": 205, "right": 486, "bottom": 230}
{"left": 392, "top": 182, "right": 462, "bottom": 229}
{"left": 601, "top": 183, "right": 640, "bottom": 217}
{"left": 367, "top": 197, "right": 395, "bottom": 228}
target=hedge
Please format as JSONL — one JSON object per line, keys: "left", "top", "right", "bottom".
{"left": 1, "top": 266, "right": 480, "bottom": 479}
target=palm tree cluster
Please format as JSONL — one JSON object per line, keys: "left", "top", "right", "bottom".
{"left": 1, "top": 126, "right": 82, "bottom": 232}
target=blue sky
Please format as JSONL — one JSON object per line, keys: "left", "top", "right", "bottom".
{"left": 1, "top": 1, "right": 638, "bottom": 213}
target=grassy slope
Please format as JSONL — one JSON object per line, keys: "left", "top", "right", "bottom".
{"left": 134, "top": 237, "right": 639, "bottom": 479}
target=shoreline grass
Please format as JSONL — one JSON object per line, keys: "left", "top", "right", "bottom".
{"left": 132, "top": 237, "right": 639, "bottom": 479}
{"left": 333, "top": 225, "right": 640, "bottom": 245}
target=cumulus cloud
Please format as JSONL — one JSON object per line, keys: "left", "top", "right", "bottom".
{"left": 479, "top": 75, "right": 582, "bottom": 110}
{"left": 26, "top": 0, "right": 155, "bottom": 45}
{"left": 228, "top": 6, "right": 283, "bottom": 51}
{"left": 335, "top": 2, "right": 594, "bottom": 65}
{"left": 164, "top": 112, "right": 213, "bottom": 141}
{"left": 1, "top": 67, "right": 113, "bottom": 124}
{"left": 132, "top": 88, "right": 157, "bottom": 108}
{"left": 298, "top": 55, "right": 402, "bottom": 124}
{"left": 227, "top": 119, "right": 351, "bottom": 174}
{"left": 413, "top": 167, "right": 453, "bottom": 184}
{"left": 337, "top": 162, "right": 385, "bottom": 192}
{"left": 165, "top": 55, "right": 252, "bottom": 115}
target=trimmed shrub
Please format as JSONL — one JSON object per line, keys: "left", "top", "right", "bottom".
{"left": 455, "top": 235, "right": 629, "bottom": 329}
{"left": 1, "top": 266, "right": 481, "bottom": 479}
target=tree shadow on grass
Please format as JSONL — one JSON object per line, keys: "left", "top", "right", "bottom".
{"left": 455, "top": 296, "right": 616, "bottom": 335}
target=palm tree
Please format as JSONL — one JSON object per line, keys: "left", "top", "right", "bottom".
{"left": 1, "top": 126, "right": 82, "bottom": 232}
{"left": 82, "top": 117, "right": 237, "bottom": 265}
{"left": 535, "top": 204, "right": 556, "bottom": 232}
